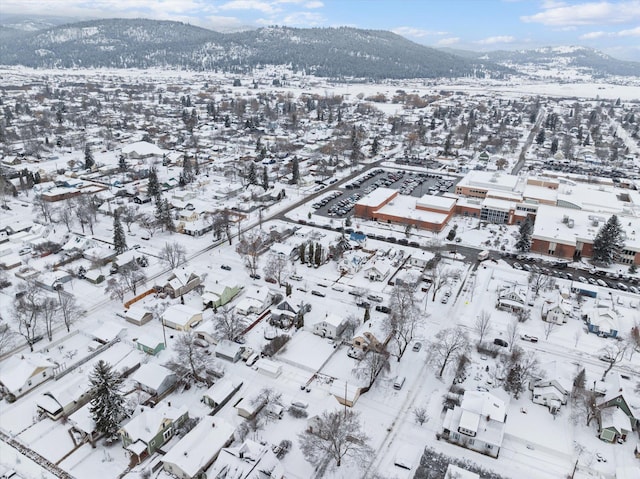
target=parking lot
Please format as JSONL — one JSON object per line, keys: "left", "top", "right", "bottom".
{"left": 311, "top": 168, "right": 460, "bottom": 219}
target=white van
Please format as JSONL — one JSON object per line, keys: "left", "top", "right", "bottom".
{"left": 393, "top": 376, "right": 406, "bottom": 390}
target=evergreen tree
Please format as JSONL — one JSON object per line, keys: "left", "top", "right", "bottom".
{"left": 307, "top": 242, "right": 315, "bottom": 264}
{"left": 113, "top": 214, "right": 127, "bottom": 254}
{"left": 118, "top": 155, "right": 127, "bottom": 173}
{"left": 161, "top": 199, "right": 175, "bottom": 233}
{"left": 370, "top": 136, "right": 380, "bottom": 156}
{"left": 592, "top": 215, "right": 625, "bottom": 265}
{"left": 504, "top": 364, "right": 525, "bottom": 399}
{"left": 314, "top": 243, "right": 322, "bottom": 266}
{"left": 299, "top": 243, "right": 306, "bottom": 264}
{"left": 291, "top": 157, "right": 300, "bottom": 184}
{"left": 550, "top": 138, "right": 558, "bottom": 155}
{"left": 182, "top": 153, "right": 193, "bottom": 184}
{"left": 89, "top": 360, "right": 127, "bottom": 440}
{"left": 84, "top": 144, "right": 95, "bottom": 170}
{"left": 535, "top": 128, "right": 545, "bottom": 146}
{"left": 247, "top": 162, "right": 257, "bottom": 186}
{"left": 443, "top": 133, "right": 452, "bottom": 156}
{"left": 515, "top": 217, "right": 533, "bottom": 252}
{"left": 262, "top": 166, "right": 269, "bottom": 191}
{"left": 255, "top": 136, "right": 263, "bottom": 153}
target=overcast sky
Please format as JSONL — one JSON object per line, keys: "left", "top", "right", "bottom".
{"left": 1, "top": 0, "right": 639, "bottom": 60}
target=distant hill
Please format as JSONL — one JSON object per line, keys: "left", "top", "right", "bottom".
{"left": 0, "top": 18, "right": 509, "bottom": 79}
{"left": 441, "top": 45, "right": 640, "bottom": 77}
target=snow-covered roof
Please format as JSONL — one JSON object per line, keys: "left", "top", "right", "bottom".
{"left": 313, "top": 313, "right": 345, "bottom": 329}
{"left": 121, "top": 403, "right": 187, "bottom": 443}
{"left": 0, "top": 354, "right": 55, "bottom": 393}
{"left": 356, "top": 187, "right": 397, "bottom": 207}
{"left": 206, "top": 439, "right": 284, "bottom": 479}
{"left": 416, "top": 194, "right": 456, "bottom": 211}
{"left": 131, "top": 363, "right": 174, "bottom": 392}
{"left": 203, "top": 378, "right": 243, "bottom": 404}
{"left": 162, "top": 417, "right": 235, "bottom": 478}
{"left": 162, "top": 305, "right": 201, "bottom": 326}
{"left": 121, "top": 141, "right": 163, "bottom": 156}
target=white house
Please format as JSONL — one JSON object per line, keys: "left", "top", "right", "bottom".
{"left": 235, "top": 286, "right": 272, "bottom": 316}
{"left": 162, "top": 305, "right": 203, "bottom": 331}
{"left": 442, "top": 389, "right": 510, "bottom": 458}
{"left": 531, "top": 361, "right": 573, "bottom": 413}
{"left": 364, "top": 265, "right": 390, "bottom": 282}
{"left": 131, "top": 363, "right": 176, "bottom": 397}
{"left": 36, "top": 374, "right": 90, "bottom": 420}
{"left": 541, "top": 297, "right": 571, "bottom": 324}
{"left": 311, "top": 314, "right": 347, "bottom": 339}
{"left": 215, "top": 340, "right": 243, "bottom": 363}
{"left": 162, "top": 417, "right": 235, "bottom": 479}
{"left": 496, "top": 287, "right": 527, "bottom": 312}
{"left": 0, "top": 354, "right": 56, "bottom": 399}
{"left": 125, "top": 306, "right": 154, "bottom": 326}
{"left": 202, "top": 378, "right": 243, "bottom": 412}
{"left": 206, "top": 440, "right": 284, "bottom": 479}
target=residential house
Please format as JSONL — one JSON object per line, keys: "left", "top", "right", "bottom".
{"left": 206, "top": 439, "right": 285, "bottom": 479}
{"left": 121, "top": 141, "right": 163, "bottom": 160}
{"left": 351, "top": 321, "right": 391, "bottom": 354}
{"left": 36, "top": 374, "right": 90, "bottom": 420}
{"left": 131, "top": 363, "right": 176, "bottom": 397}
{"left": 235, "top": 393, "right": 267, "bottom": 420}
{"left": 125, "top": 306, "right": 154, "bottom": 326}
{"left": 162, "top": 417, "right": 235, "bottom": 479}
{"left": 441, "top": 389, "right": 510, "bottom": 458}
{"left": 133, "top": 333, "right": 166, "bottom": 356}
{"left": 496, "top": 287, "right": 527, "bottom": 312}
{"left": 235, "top": 286, "right": 272, "bottom": 316}
{"left": 541, "top": 297, "right": 571, "bottom": 324}
{"left": 202, "top": 378, "right": 243, "bottom": 413}
{"left": 364, "top": 265, "right": 390, "bottom": 282}
{"left": 255, "top": 359, "right": 282, "bottom": 379}
{"left": 215, "top": 340, "right": 243, "bottom": 363}
{"left": 0, "top": 354, "right": 55, "bottom": 399}
{"left": 311, "top": 314, "right": 347, "bottom": 339}
{"left": 162, "top": 305, "right": 203, "bottom": 331}
{"left": 596, "top": 374, "right": 638, "bottom": 442}
{"left": 571, "top": 281, "right": 599, "bottom": 298}
{"left": 330, "top": 380, "right": 362, "bottom": 407}
{"left": 530, "top": 361, "right": 573, "bottom": 413}
{"left": 585, "top": 307, "right": 619, "bottom": 338}
{"left": 119, "top": 403, "right": 189, "bottom": 464}
{"left": 201, "top": 281, "right": 242, "bottom": 309}
{"left": 162, "top": 269, "right": 202, "bottom": 299}
{"left": 270, "top": 300, "right": 299, "bottom": 329}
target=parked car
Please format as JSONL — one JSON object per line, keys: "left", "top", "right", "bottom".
{"left": 356, "top": 301, "right": 371, "bottom": 309}
{"left": 221, "top": 264, "right": 232, "bottom": 271}
{"left": 289, "top": 274, "right": 302, "bottom": 281}
{"left": 375, "top": 305, "right": 391, "bottom": 313}
{"left": 596, "top": 279, "right": 608, "bottom": 287}
{"left": 599, "top": 353, "right": 614, "bottom": 362}
{"left": 520, "top": 334, "right": 539, "bottom": 343}
{"left": 617, "top": 282, "right": 629, "bottom": 291}
{"left": 311, "top": 290, "right": 326, "bottom": 297}
{"left": 367, "top": 294, "right": 383, "bottom": 302}
{"left": 412, "top": 342, "right": 422, "bottom": 352}
{"left": 493, "top": 338, "right": 508, "bottom": 347}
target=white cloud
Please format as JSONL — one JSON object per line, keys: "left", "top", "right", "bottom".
{"left": 579, "top": 31, "right": 607, "bottom": 39}
{"left": 476, "top": 35, "right": 516, "bottom": 45}
{"left": 219, "top": 0, "right": 278, "bottom": 14}
{"left": 281, "top": 11, "right": 324, "bottom": 25}
{"left": 391, "top": 26, "right": 447, "bottom": 38}
{"left": 437, "top": 37, "right": 460, "bottom": 46}
{"left": 305, "top": 1, "right": 324, "bottom": 8}
{"left": 618, "top": 26, "right": 640, "bottom": 37}
{"left": 521, "top": 1, "right": 640, "bottom": 26}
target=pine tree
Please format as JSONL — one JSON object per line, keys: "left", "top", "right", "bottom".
{"left": 592, "top": 215, "right": 625, "bottom": 265}
{"left": 515, "top": 217, "right": 533, "bottom": 252}
{"left": 535, "top": 128, "right": 546, "bottom": 146}
{"left": 370, "top": 136, "right": 380, "bottom": 156}
{"left": 314, "top": 243, "right": 322, "bottom": 266}
{"left": 550, "top": 138, "right": 558, "bottom": 155}
{"left": 147, "top": 166, "right": 160, "bottom": 198}
{"left": 262, "top": 166, "right": 269, "bottom": 191}
{"left": 162, "top": 199, "right": 175, "bottom": 233}
{"left": 291, "top": 157, "right": 300, "bottom": 184}
{"left": 84, "top": 144, "right": 95, "bottom": 170}
{"left": 182, "top": 153, "right": 193, "bottom": 184}
{"left": 118, "top": 155, "right": 127, "bottom": 173}
{"left": 113, "top": 214, "right": 127, "bottom": 254}
{"left": 89, "top": 360, "right": 127, "bottom": 440}
{"left": 504, "top": 364, "right": 525, "bottom": 399}
{"left": 299, "top": 243, "right": 306, "bottom": 264}
{"left": 247, "top": 162, "right": 257, "bottom": 186}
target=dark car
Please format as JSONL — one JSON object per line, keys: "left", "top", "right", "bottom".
{"left": 375, "top": 305, "right": 391, "bottom": 314}
{"left": 221, "top": 264, "right": 232, "bottom": 271}
{"left": 356, "top": 301, "right": 371, "bottom": 309}
{"left": 493, "top": 338, "right": 508, "bottom": 348}
{"left": 249, "top": 273, "right": 261, "bottom": 280}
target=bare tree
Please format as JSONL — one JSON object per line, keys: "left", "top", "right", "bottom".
{"left": 139, "top": 213, "right": 161, "bottom": 238}
{"left": 13, "top": 284, "right": 43, "bottom": 351}
{"left": 214, "top": 306, "right": 248, "bottom": 341}
{"left": 298, "top": 409, "right": 372, "bottom": 468}
{"left": 119, "top": 205, "right": 140, "bottom": 233}
{"left": 528, "top": 272, "right": 550, "bottom": 297}
{"left": 572, "top": 388, "right": 599, "bottom": 426}
{"left": 105, "top": 276, "right": 128, "bottom": 303}
{"left": 474, "top": 310, "right": 492, "bottom": 344}
{"left": 119, "top": 262, "right": 147, "bottom": 296}
{"left": 58, "top": 293, "right": 82, "bottom": 332}
{"left": 160, "top": 241, "right": 187, "bottom": 269}
{"left": 506, "top": 319, "right": 520, "bottom": 351}
{"left": 543, "top": 320, "right": 558, "bottom": 340}
{"left": 385, "top": 282, "right": 421, "bottom": 360}
{"left": 33, "top": 194, "right": 53, "bottom": 223}
{"left": 625, "top": 324, "right": 640, "bottom": 360}
{"left": 238, "top": 232, "right": 264, "bottom": 277}
{"left": 55, "top": 202, "right": 75, "bottom": 232}
{"left": 263, "top": 253, "right": 289, "bottom": 287}
{"left": 41, "top": 296, "right": 60, "bottom": 341}
{"left": 430, "top": 264, "right": 455, "bottom": 301}
{"left": 600, "top": 342, "right": 628, "bottom": 379}
{"left": 429, "top": 327, "right": 469, "bottom": 377}
{"left": 352, "top": 351, "right": 390, "bottom": 388}
{"left": 0, "top": 322, "right": 16, "bottom": 355}
{"left": 413, "top": 407, "right": 428, "bottom": 426}
{"left": 165, "top": 332, "right": 214, "bottom": 385}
